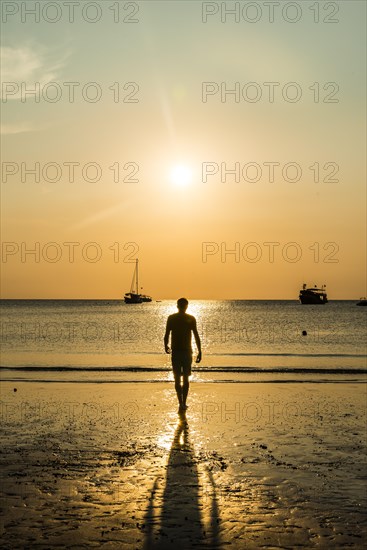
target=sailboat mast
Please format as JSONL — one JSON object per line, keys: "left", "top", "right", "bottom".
{"left": 136, "top": 258, "right": 139, "bottom": 295}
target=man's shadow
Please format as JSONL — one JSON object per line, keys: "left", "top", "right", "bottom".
{"left": 144, "top": 413, "right": 220, "bottom": 548}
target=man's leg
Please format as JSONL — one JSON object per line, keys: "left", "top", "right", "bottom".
{"left": 181, "top": 353, "right": 192, "bottom": 408}
{"left": 174, "top": 373, "right": 183, "bottom": 406}
{"left": 182, "top": 374, "right": 189, "bottom": 407}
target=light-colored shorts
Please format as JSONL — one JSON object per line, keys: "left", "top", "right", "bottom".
{"left": 171, "top": 350, "right": 192, "bottom": 377}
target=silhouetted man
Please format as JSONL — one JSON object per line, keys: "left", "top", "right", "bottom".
{"left": 164, "top": 298, "right": 202, "bottom": 413}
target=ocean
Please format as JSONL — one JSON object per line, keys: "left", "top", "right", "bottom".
{"left": 0, "top": 300, "right": 366, "bottom": 383}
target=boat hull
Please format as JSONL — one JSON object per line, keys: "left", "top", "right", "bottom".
{"left": 124, "top": 293, "right": 143, "bottom": 304}
{"left": 299, "top": 291, "right": 328, "bottom": 304}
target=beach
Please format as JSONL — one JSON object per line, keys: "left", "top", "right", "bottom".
{"left": 1, "top": 380, "right": 366, "bottom": 549}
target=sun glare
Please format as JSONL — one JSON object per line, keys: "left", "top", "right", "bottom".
{"left": 170, "top": 164, "right": 192, "bottom": 187}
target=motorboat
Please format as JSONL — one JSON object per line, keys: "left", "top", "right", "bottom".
{"left": 299, "top": 283, "right": 328, "bottom": 304}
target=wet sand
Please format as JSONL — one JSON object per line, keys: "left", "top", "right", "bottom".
{"left": 0, "top": 380, "right": 366, "bottom": 548}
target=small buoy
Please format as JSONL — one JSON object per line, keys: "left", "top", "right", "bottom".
{"left": 302, "top": 330, "right": 307, "bottom": 336}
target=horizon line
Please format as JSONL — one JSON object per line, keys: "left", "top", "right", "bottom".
{"left": 0, "top": 297, "right": 363, "bottom": 302}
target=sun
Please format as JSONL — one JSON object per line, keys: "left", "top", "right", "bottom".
{"left": 169, "top": 164, "right": 192, "bottom": 187}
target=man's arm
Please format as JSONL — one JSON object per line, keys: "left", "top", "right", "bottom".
{"left": 192, "top": 319, "right": 202, "bottom": 363}
{"left": 164, "top": 318, "right": 171, "bottom": 354}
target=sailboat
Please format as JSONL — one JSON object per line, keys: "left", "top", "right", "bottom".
{"left": 124, "top": 259, "right": 152, "bottom": 304}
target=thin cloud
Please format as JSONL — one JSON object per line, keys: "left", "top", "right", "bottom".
{"left": 0, "top": 122, "right": 35, "bottom": 135}
{"left": 0, "top": 44, "right": 69, "bottom": 100}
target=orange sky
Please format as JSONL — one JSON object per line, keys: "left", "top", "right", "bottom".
{"left": 1, "top": 1, "right": 366, "bottom": 299}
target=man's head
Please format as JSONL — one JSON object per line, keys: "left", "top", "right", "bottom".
{"left": 177, "top": 297, "right": 188, "bottom": 312}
